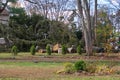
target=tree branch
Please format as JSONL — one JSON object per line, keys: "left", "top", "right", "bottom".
{"left": 25, "top": 0, "right": 37, "bottom": 4}
{"left": 0, "top": 0, "right": 9, "bottom": 13}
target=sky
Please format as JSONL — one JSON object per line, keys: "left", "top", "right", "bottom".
{"left": 99, "top": 0, "right": 119, "bottom": 7}
{"left": 16, "top": 0, "right": 119, "bottom": 15}
{"left": 17, "top": 0, "right": 119, "bottom": 8}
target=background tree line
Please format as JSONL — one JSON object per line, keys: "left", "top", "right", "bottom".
{"left": 0, "top": 8, "right": 82, "bottom": 52}
{"left": 0, "top": 0, "right": 120, "bottom": 54}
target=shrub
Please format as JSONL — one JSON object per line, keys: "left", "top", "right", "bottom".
{"left": 95, "top": 64, "right": 114, "bottom": 75}
{"left": 46, "top": 45, "right": 51, "bottom": 55}
{"left": 56, "top": 62, "right": 75, "bottom": 74}
{"left": 86, "top": 63, "right": 97, "bottom": 73}
{"left": 64, "top": 62, "right": 75, "bottom": 73}
{"left": 30, "top": 45, "right": 36, "bottom": 55}
{"left": 74, "top": 60, "right": 86, "bottom": 71}
{"left": 11, "top": 45, "right": 19, "bottom": 56}
{"left": 62, "top": 45, "right": 67, "bottom": 55}
{"left": 77, "top": 45, "right": 82, "bottom": 55}
{"left": 86, "top": 63, "right": 115, "bottom": 74}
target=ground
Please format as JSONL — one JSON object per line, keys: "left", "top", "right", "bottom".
{"left": 0, "top": 53, "right": 120, "bottom": 80}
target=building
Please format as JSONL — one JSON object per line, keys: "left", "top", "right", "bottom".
{"left": 0, "top": 38, "right": 12, "bottom": 52}
{"left": 0, "top": 38, "right": 6, "bottom": 45}
{"left": 0, "top": 9, "right": 9, "bottom": 25}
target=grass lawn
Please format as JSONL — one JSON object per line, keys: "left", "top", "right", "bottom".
{"left": 0, "top": 52, "right": 119, "bottom": 58}
{"left": 0, "top": 77, "right": 120, "bottom": 80}
{"left": 0, "top": 61, "right": 119, "bottom": 80}
{"left": 0, "top": 52, "right": 120, "bottom": 80}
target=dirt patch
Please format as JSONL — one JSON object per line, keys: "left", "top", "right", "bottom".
{"left": 0, "top": 67, "right": 60, "bottom": 78}
{"left": 0, "top": 55, "right": 120, "bottom": 62}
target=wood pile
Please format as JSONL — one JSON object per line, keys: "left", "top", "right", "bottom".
{"left": 38, "top": 49, "right": 46, "bottom": 53}
{"left": 52, "top": 43, "right": 61, "bottom": 52}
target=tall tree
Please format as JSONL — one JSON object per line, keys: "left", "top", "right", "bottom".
{"left": 94, "top": 0, "right": 97, "bottom": 43}
{"left": 22, "top": 0, "right": 75, "bottom": 22}
{"left": 96, "top": 9, "right": 113, "bottom": 46}
{"left": 77, "top": 0, "right": 93, "bottom": 56}
{"left": 106, "top": 0, "right": 120, "bottom": 10}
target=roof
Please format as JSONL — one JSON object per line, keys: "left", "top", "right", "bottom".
{"left": 0, "top": 9, "right": 9, "bottom": 16}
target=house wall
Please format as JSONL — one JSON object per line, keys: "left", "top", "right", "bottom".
{"left": 0, "top": 16, "right": 9, "bottom": 25}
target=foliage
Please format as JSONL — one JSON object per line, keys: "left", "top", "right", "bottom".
{"left": 86, "top": 63, "right": 97, "bottom": 73}
{"left": 9, "top": 13, "right": 49, "bottom": 40}
{"left": 105, "top": 43, "right": 113, "bottom": 53}
{"left": 11, "top": 45, "right": 18, "bottom": 56}
{"left": 9, "top": 13, "right": 53, "bottom": 51}
{"left": 62, "top": 45, "right": 67, "bottom": 55}
{"left": 0, "top": 24, "right": 10, "bottom": 39}
{"left": 86, "top": 62, "right": 115, "bottom": 75}
{"left": 96, "top": 10, "right": 113, "bottom": 46}
{"left": 48, "top": 21, "right": 70, "bottom": 44}
{"left": 46, "top": 44, "right": 51, "bottom": 55}
{"left": 95, "top": 64, "right": 114, "bottom": 75}
{"left": 74, "top": 60, "right": 86, "bottom": 71}
{"left": 77, "top": 45, "right": 82, "bottom": 55}
{"left": 57, "top": 60, "right": 115, "bottom": 75}
{"left": 30, "top": 45, "right": 36, "bottom": 55}
{"left": 9, "top": 13, "right": 81, "bottom": 51}
{"left": 56, "top": 62, "right": 75, "bottom": 74}
{"left": 9, "top": 7, "right": 25, "bottom": 15}
{"left": 64, "top": 62, "right": 75, "bottom": 73}
{"left": 0, "top": 0, "right": 18, "bottom": 14}
{"left": 75, "top": 30, "right": 82, "bottom": 40}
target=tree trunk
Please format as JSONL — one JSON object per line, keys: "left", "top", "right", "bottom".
{"left": 94, "top": 0, "right": 97, "bottom": 45}
{"left": 77, "top": 0, "right": 93, "bottom": 56}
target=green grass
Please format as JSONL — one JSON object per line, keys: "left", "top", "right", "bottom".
{"left": 0, "top": 60, "right": 120, "bottom": 68}
{"left": 0, "top": 53, "right": 120, "bottom": 80}
{"left": 0, "top": 52, "right": 119, "bottom": 60}
{"left": 0, "top": 62, "right": 119, "bottom": 80}
{"left": 0, "top": 61, "right": 63, "bottom": 68}
{"left": 0, "top": 52, "right": 27, "bottom": 58}
{"left": 87, "top": 60, "right": 120, "bottom": 66}
{"left": 0, "top": 53, "right": 12, "bottom": 58}
{"left": 0, "top": 76, "right": 120, "bottom": 80}
{"left": 44, "top": 76, "right": 120, "bottom": 80}
{"left": 0, "top": 52, "right": 80, "bottom": 58}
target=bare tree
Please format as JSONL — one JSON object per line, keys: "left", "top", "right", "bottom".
{"left": 105, "top": 0, "right": 120, "bottom": 34}
{"left": 0, "top": 0, "right": 17, "bottom": 13}
{"left": 0, "top": 0, "right": 8, "bottom": 13}
{"left": 94, "top": 0, "right": 97, "bottom": 44}
{"left": 105, "top": 0, "right": 120, "bottom": 10}
{"left": 23, "top": 0, "right": 75, "bottom": 22}
{"left": 77, "top": 0, "right": 93, "bottom": 56}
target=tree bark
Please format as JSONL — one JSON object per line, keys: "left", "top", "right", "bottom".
{"left": 77, "top": 0, "right": 93, "bottom": 56}
{"left": 94, "top": 0, "right": 97, "bottom": 45}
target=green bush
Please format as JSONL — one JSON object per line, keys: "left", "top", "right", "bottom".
{"left": 62, "top": 45, "right": 67, "bottom": 55}
{"left": 74, "top": 60, "right": 86, "bottom": 71}
{"left": 11, "top": 45, "right": 19, "bottom": 56}
{"left": 77, "top": 45, "right": 82, "bottom": 55}
{"left": 64, "top": 62, "right": 75, "bottom": 73}
{"left": 46, "top": 45, "right": 51, "bottom": 55}
{"left": 30, "top": 45, "right": 36, "bottom": 55}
